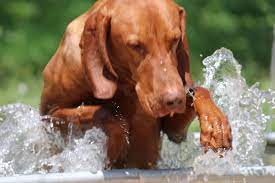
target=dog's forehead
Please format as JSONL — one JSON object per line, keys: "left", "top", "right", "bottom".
{"left": 111, "top": 0, "right": 180, "bottom": 36}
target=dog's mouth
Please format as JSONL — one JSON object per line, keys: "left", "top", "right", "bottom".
{"left": 151, "top": 103, "right": 186, "bottom": 118}
{"left": 135, "top": 83, "right": 186, "bottom": 118}
{"left": 139, "top": 95, "right": 186, "bottom": 118}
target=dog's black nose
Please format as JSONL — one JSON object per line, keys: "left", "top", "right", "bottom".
{"left": 163, "top": 90, "right": 185, "bottom": 109}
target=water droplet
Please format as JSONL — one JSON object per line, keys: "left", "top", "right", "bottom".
{"left": 0, "top": 104, "right": 107, "bottom": 175}
{"left": 158, "top": 48, "right": 275, "bottom": 176}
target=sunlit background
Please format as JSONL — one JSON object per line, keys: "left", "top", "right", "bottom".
{"left": 0, "top": 0, "right": 274, "bottom": 130}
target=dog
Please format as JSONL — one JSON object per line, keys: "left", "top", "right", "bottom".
{"left": 40, "top": 0, "right": 232, "bottom": 169}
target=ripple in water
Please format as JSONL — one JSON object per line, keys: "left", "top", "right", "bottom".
{"left": 0, "top": 48, "right": 274, "bottom": 177}
{"left": 159, "top": 48, "right": 275, "bottom": 176}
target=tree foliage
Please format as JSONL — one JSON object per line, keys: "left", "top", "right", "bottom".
{"left": 177, "top": 0, "right": 275, "bottom": 81}
{"left": 0, "top": 0, "right": 274, "bottom": 85}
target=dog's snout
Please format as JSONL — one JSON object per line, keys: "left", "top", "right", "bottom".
{"left": 163, "top": 90, "right": 185, "bottom": 109}
{"left": 166, "top": 97, "right": 183, "bottom": 107}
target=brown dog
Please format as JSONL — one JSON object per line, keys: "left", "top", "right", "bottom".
{"left": 40, "top": 0, "right": 232, "bottom": 169}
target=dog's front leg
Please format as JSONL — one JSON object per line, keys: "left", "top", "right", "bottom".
{"left": 193, "top": 87, "right": 232, "bottom": 152}
{"left": 161, "top": 94, "right": 196, "bottom": 143}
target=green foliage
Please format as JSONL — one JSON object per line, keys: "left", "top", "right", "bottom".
{"left": 176, "top": 0, "right": 275, "bottom": 82}
{"left": 0, "top": 0, "right": 96, "bottom": 85}
{"left": 0, "top": 77, "right": 41, "bottom": 107}
{"left": 0, "top": 0, "right": 274, "bottom": 105}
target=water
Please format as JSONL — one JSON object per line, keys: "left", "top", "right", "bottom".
{"left": 0, "top": 48, "right": 274, "bottom": 177}
{"left": 159, "top": 48, "right": 275, "bottom": 176}
{"left": 0, "top": 104, "right": 107, "bottom": 176}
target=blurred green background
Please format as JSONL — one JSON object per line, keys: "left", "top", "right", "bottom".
{"left": 0, "top": 0, "right": 274, "bottom": 130}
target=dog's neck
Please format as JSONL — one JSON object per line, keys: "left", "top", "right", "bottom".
{"left": 117, "top": 77, "right": 136, "bottom": 98}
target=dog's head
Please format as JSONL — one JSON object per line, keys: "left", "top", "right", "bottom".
{"left": 81, "top": 0, "right": 193, "bottom": 118}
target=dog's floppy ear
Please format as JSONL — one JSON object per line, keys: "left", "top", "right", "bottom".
{"left": 176, "top": 8, "right": 194, "bottom": 88}
{"left": 80, "top": 12, "right": 118, "bottom": 99}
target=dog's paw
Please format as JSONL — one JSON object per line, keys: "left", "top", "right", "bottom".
{"left": 193, "top": 87, "right": 232, "bottom": 153}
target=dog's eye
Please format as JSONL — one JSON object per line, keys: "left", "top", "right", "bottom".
{"left": 127, "top": 41, "right": 146, "bottom": 55}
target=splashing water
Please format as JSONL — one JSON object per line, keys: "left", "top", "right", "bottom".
{"left": 159, "top": 48, "right": 275, "bottom": 175}
{"left": 0, "top": 104, "right": 107, "bottom": 176}
{"left": 193, "top": 48, "right": 274, "bottom": 175}
{"left": 157, "top": 133, "right": 200, "bottom": 169}
{"left": 0, "top": 48, "right": 274, "bottom": 177}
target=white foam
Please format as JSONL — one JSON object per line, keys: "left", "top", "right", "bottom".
{"left": 0, "top": 104, "right": 107, "bottom": 176}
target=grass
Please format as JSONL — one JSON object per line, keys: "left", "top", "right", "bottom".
{"left": 0, "top": 77, "right": 274, "bottom": 132}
